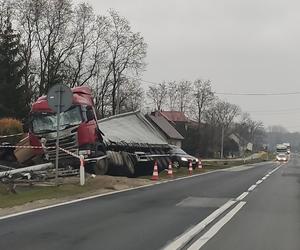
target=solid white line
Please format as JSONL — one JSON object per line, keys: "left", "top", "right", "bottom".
{"left": 236, "top": 192, "right": 249, "bottom": 201}
{"left": 256, "top": 180, "right": 263, "bottom": 185}
{"left": 187, "top": 202, "right": 246, "bottom": 250}
{"left": 0, "top": 183, "right": 157, "bottom": 221}
{"left": 262, "top": 176, "right": 267, "bottom": 180}
{"left": 248, "top": 185, "right": 256, "bottom": 191}
{"left": 163, "top": 200, "right": 236, "bottom": 250}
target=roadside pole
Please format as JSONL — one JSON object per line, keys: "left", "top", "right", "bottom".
{"left": 221, "top": 126, "right": 224, "bottom": 159}
{"left": 55, "top": 86, "right": 61, "bottom": 185}
{"left": 47, "top": 84, "right": 73, "bottom": 186}
{"left": 80, "top": 155, "right": 85, "bottom": 186}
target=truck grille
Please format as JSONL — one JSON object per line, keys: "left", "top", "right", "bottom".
{"left": 45, "top": 133, "right": 78, "bottom": 161}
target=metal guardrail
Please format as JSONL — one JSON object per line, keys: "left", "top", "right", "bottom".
{"left": 0, "top": 163, "right": 54, "bottom": 178}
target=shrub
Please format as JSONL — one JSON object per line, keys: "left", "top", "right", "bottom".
{"left": 0, "top": 118, "right": 23, "bottom": 136}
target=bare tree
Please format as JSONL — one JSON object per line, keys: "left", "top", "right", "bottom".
{"left": 147, "top": 82, "right": 168, "bottom": 110}
{"left": 118, "top": 78, "right": 143, "bottom": 113}
{"left": 192, "top": 79, "right": 214, "bottom": 124}
{"left": 235, "top": 112, "right": 264, "bottom": 150}
{"left": 3, "top": 1, "right": 148, "bottom": 119}
{"left": 67, "top": 3, "right": 108, "bottom": 87}
{"left": 203, "top": 99, "right": 240, "bottom": 155}
{"left": 177, "top": 80, "right": 191, "bottom": 113}
{"left": 167, "top": 81, "right": 178, "bottom": 110}
{"left": 91, "top": 62, "right": 113, "bottom": 118}
{"left": 103, "top": 9, "right": 147, "bottom": 115}
{"left": 15, "top": 0, "right": 39, "bottom": 104}
{"left": 30, "top": 0, "right": 75, "bottom": 94}
{"left": 214, "top": 100, "right": 241, "bottom": 130}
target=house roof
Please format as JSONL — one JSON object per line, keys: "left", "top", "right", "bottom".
{"left": 159, "top": 111, "right": 189, "bottom": 122}
{"left": 146, "top": 114, "right": 184, "bottom": 140}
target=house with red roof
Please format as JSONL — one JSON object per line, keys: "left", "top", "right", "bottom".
{"left": 146, "top": 112, "right": 184, "bottom": 147}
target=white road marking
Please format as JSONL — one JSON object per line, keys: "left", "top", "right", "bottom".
{"left": 187, "top": 202, "right": 246, "bottom": 250}
{"left": 268, "top": 166, "right": 281, "bottom": 175}
{"left": 163, "top": 200, "right": 236, "bottom": 250}
{"left": 256, "top": 180, "right": 263, "bottom": 185}
{"left": 236, "top": 192, "right": 249, "bottom": 201}
{"left": 262, "top": 176, "right": 267, "bottom": 180}
{"left": 248, "top": 185, "right": 256, "bottom": 191}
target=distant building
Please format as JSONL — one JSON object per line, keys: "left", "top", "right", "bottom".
{"left": 146, "top": 112, "right": 184, "bottom": 147}
{"left": 158, "top": 111, "right": 190, "bottom": 137}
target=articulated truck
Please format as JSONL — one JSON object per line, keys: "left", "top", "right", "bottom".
{"left": 1, "top": 86, "right": 173, "bottom": 176}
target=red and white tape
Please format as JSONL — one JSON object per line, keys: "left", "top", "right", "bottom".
{"left": 59, "top": 147, "right": 81, "bottom": 159}
{"left": 0, "top": 145, "right": 52, "bottom": 150}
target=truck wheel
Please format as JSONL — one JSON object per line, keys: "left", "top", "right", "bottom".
{"left": 121, "top": 152, "right": 135, "bottom": 177}
{"left": 115, "top": 152, "right": 124, "bottom": 167}
{"left": 94, "top": 158, "right": 108, "bottom": 175}
{"left": 107, "top": 151, "right": 124, "bottom": 175}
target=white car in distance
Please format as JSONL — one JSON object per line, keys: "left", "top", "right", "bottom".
{"left": 276, "top": 153, "right": 288, "bottom": 162}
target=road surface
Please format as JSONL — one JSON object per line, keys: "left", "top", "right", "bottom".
{"left": 0, "top": 157, "right": 298, "bottom": 250}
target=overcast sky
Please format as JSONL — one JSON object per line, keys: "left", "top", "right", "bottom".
{"left": 83, "top": 0, "right": 300, "bottom": 131}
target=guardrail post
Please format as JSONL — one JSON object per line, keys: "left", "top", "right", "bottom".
{"left": 80, "top": 155, "right": 85, "bottom": 186}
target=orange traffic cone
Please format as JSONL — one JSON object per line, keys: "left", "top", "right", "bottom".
{"left": 198, "top": 159, "right": 203, "bottom": 169}
{"left": 188, "top": 161, "right": 193, "bottom": 175}
{"left": 167, "top": 161, "right": 173, "bottom": 177}
{"left": 151, "top": 160, "right": 159, "bottom": 180}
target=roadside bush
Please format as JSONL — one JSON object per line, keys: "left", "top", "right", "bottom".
{"left": 0, "top": 118, "right": 23, "bottom": 136}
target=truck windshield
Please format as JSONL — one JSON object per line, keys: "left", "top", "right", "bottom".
{"left": 32, "top": 106, "right": 82, "bottom": 134}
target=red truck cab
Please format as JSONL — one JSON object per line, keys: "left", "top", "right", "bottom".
{"left": 29, "top": 86, "right": 105, "bottom": 169}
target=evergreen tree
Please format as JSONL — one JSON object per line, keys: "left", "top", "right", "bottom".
{"left": 0, "top": 16, "right": 26, "bottom": 119}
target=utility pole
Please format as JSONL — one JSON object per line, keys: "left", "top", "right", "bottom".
{"left": 221, "top": 126, "right": 224, "bottom": 159}
{"left": 116, "top": 83, "right": 120, "bottom": 115}
{"left": 116, "top": 72, "right": 122, "bottom": 115}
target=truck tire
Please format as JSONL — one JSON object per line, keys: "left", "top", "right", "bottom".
{"left": 121, "top": 152, "right": 135, "bottom": 177}
{"left": 107, "top": 151, "right": 124, "bottom": 175}
{"left": 94, "top": 158, "right": 109, "bottom": 175}
{"left": 115, "top": 152, "right": 124, "bottom": 167}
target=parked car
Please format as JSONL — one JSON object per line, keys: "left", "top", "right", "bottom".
{"left": 276, "top": 153, "right": 288, "bottom": 162}
{"left": 168, "top": 146, "right": 199, "bottom": 168}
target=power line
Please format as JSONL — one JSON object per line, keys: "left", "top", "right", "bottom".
{"left": 248, "top": 108, "right": 300, "bottom": 113}
{"left": 215, "top": 91, "right": 300, "bottom": 96}
{"left": 252, "top": 112, "right": 300, "bottom": 116}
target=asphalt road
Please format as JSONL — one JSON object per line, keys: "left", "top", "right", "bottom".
{"left": 196, "top": 155, "right": 300, "bottom": 250}
{"left": 0, "top": 159, "right": 292, "bottom": 250}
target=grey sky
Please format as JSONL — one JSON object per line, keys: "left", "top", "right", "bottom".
{"left": 83, "top": 0, "right": 300, "bottom": 131}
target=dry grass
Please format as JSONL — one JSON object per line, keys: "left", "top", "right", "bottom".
{"left": 0, "top": 118, "right": 23, "bottom": 136}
